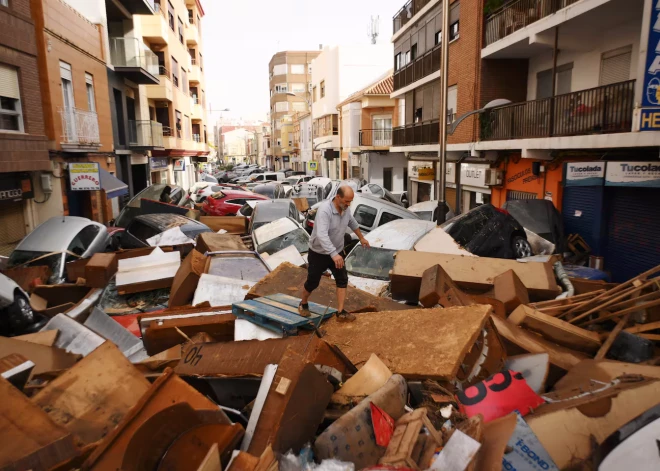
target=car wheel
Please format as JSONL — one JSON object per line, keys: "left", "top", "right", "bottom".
{"left": 512, "top": 236, "right": 532, "bottom": 259}
{"left": 8, "top": 294, "right": 35, "bottom": 332}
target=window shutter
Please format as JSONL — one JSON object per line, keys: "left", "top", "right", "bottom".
{"left": 450, "top": 2, "right": 460, "bottom": 25}
{"left": 85, "top": 73, "right": 93, "bottom": 85}
{"left": 60, "top": 61, "right": 72, "bottom": 81}
{"left": 600, "top": 46, "right": 632, "bottom": 86}
{"left": 0, "top": 65, "right": 20, "bottom": 99}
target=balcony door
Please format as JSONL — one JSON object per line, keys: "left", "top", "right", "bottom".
{"left": 60, "top": 61, "right": 76, "bottom": 142}
{"left": 372, "top": 115, "right": 392, "bottom": 146}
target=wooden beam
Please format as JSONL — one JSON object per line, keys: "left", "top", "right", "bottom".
{"left": 567, "top": 280, "right": 655, "bottom": 324}
{"left": 594, "top": 314, "right": 631, "bottom": 360}
{"left": 626, "top": 320, "right": 660, "bottom": 334}
{"left": 531, "top": 290, "right": 604, "bottom": 308}
{"left": 581, "top": 298, "right": 660, "bottom": 327}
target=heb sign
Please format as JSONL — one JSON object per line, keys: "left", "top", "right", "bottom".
{"left": 69, "top": 162, "right": 100, "bottom": 191}
{"left": 565, "top": 162, "right": 605, "bottom": 186}
{"left": 606, "top": 161, "right": 660, "bottom": 187}
{"left": 640, "top": 0, "right": 660, "bottom": 129}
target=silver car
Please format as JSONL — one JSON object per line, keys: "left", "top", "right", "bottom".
{"left": 0, "top": 272, "right": 44, "bottom": 336}
{"left": 8, "top": 216, "right": 110, "bottom": 284}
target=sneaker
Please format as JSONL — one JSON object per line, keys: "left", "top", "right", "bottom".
{"left": 298, "top": 302, "right": 311, "bottom": 318}
{"left": 336, "top": 310, "right": 356, "bottom": 322}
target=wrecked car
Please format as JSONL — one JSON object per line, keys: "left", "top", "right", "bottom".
{"left": 112, "top": 184, "right": 187, "bottom": 228}
{"left": 252, "top": 217, "right": 310, "bottom": 256}
{"left": 117, "top": 214, "right": 213, "bottom": 249}
{"left": 0, "top": 273, "right": 46, "bottom": 336}
{"left": 248, "top": 200, "right": 304, "bottom": 233}
{"left": 202, "top": 189, "right": 269, "bottom": 216}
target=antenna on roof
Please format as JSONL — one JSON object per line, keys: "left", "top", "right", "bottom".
{"left": 367, "top": 16, "right": 380, "bottom": 44}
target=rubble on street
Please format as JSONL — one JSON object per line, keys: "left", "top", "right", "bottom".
{"left": 2, "top": 215, "right": 660, "bottom": 471}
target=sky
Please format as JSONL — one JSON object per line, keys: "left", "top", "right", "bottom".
{"left": 201, "top": 0, "right": 405, "bottom": 125}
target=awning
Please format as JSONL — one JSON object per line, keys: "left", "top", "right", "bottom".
{"left": 100, "top": 168, "right": 128, "bottom": 199}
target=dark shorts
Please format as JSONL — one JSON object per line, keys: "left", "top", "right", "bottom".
{"left": 304, "top": 248, "right": 349, "bottom": 292}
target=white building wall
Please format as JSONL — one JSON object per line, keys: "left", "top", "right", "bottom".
{"left": 526, "top": 18, "right": 640, "bottom": 100}
{"left": 362, "top": 153, "right": 408, "bottom": 193}
{"left": 300, "top": 115, "right": 313, "bottom": 170}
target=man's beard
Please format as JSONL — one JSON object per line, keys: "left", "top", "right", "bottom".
{"left": 338, "top": 202, "right": 348, "bottom": 211}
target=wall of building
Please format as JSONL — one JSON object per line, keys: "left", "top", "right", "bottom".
{"left": 526, "top": 18, "right": 640, "bottom": 100}
{"left": 362, "top": 152, "right": 407, "bottom": 193}
{"left": 489, "top": 156, "right": 564, "bottom": 209}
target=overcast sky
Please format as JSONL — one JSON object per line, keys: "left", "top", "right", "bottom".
{"left": 202, "top": 0, "right": 405, "bottom": 124}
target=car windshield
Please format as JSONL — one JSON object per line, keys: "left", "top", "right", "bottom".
{"left": 115, "top": 184, "right": 169, "bottom": 227}
{"left": 9, "top": 250, "right": 69, "bottom": 284}
{"left": 414, "top": 210, "right": 433, "bottom": 221}
{"left": 256, "top": 228, "right": 309, "bottom": 256}
{"left": 345, "top": 246, "right": 396, "bottom": 280}
{"left": 99, "top": 277, "right": 169, "bottom": 315}
{"left": 239, "top": 203, "right": 254, "bottom": 217}
{"left": 283, "top": 177, "right": 299, "bottom": 186}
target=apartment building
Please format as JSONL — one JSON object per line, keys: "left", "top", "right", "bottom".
{"left": 255, "top": 123, "right": 271, "bottom": 168}
{"left": 133, "top": 0, "right": 209, "bottom": 191}
{"left": 268, "top": 50, "right": 320, "bottom": 169}
{"left": 221, "top": 128, "right": 255, "bottom": 165}
{"left": 0, "top": 0, "right": 51, "bottom": 254}
{"left": 338, "top": 71, "right": 407, "bottom": 193}
{"left": 292, "top": 111, "right": 314, "bottom": 174}
{"left": 311, "top": 44, "right": 392, "bottom": 179}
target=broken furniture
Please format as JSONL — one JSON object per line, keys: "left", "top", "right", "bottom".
{"left": 379, "top": 408, "right": 442, "bottom": 470}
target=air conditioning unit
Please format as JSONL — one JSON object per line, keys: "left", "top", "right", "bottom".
{"left": 485, "top": 168, "right": 504, "bottom": 186}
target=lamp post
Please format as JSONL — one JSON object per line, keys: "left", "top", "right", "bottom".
{"left": 436, "top": 0, "right": 451, "bottom": 225}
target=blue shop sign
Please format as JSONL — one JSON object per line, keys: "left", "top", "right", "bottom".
{"left": 640, "top": 0, "right": 660, "bottom": 129}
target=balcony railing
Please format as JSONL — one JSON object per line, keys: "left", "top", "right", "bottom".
{"left": 58, "top": 107, "right": 100, "bottom": 145}
{"left": 481, "top": 80, "right": 635, "bottom": 141}
{"left": 485, "top": 0, "right": 581, "bottom": 47}
{"left": 393, "top": 44, "right": 441, "bottom": 91}
{"left": 393, "top": 119, "right": 439, "bottom": 146}
{"left": 193, "top": 134, "right": 201, "bottom": 142}
{"left": 393, "top": 0, "right": 432, "bottom": 34}
{"left": 359, "top": 129, "right": 393, "bottom": 146}
{"left": 163, "top": 126, "right": 174, "bottom": 137}
{"left": 129, "top": 120, "right": 164, "bottom": 148}
{"left": 191, "top": 58, "right": 197, "bottom": 65}
{"left": 109, "top": 37, "right": 159, "bottom": 76}
{"left": 158, "top": 65, "right": 169, "bottom": 77}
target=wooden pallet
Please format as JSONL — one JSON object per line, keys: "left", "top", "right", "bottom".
{"left": 232, "top": 293, "right": 337, "bottom": 335}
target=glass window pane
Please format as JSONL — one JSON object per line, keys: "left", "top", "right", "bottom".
{"left": 354, "top": 205, "right": 377, "bottom": 227}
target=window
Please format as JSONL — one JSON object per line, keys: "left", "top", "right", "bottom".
{"left": 0, "top": 64, "right": 23, "bottom": 132}
{"left": 395, "top": 53, "right": 401, "bottom": 71}
{"left": 411, "top": 44, "right": 417, "bottom": 61}
{"left": 197, "top": 15, "right": 201, "bottom": 34}
{"left": 379, "top": 212, "right": 401, "bottom": 226}
{"left": 404, "top": 50, "right": 411, "bottom": 65}
{"left": 75, "top": 225, "right": 101, "bottom": 249}
{"left": 60, "top": 61, "right": 75, "bottom": 140}
{"left": 435, "top": 31, "right": 442, "bottom": 46}
{"left": 0, "top": 0, "right": 7, "bottom": 6}
{"left": 320, "top": 80, "right": 325, "bottom": 98}
{"left": 291, "top": 83, "right": 305, "bottom": 93}
{"left": 274, "top": 83, "right": 288, "bottom": 94}
{"left": 449, "top": 21, "right": 459, "bottom": 41}
{"left": 181, "top": 68, "right": 188, "bottom": 94}
{"left": 175, "top": 110, "right": 182, "bottom": 137}
{"left": 128, "top": 220, "right": 160, "bottom": 242}
{"left": 600, "top": 45, "right": 632, "bottom": 86}
{"left": 184, "top": 115, "right": 190, "bottom": 140}
{"left": 275, "top": 102, "right": 289, "bottom": 112}
{"left": 188, "top": 8, "right": 194, "bottom": 23}
{"left": 226, "top": 199, "right": 247, "bottom": 206}
{"left": 199, "top": 53, "right": 203, "bottom": 71}
{"left": 265, "top": 174, "right": 277, "bottom": 181}
{"left": 188, "top": 48, "right": 196, "bottom": 63}
{"left": 383, "top": 168, "right": 393, "bottom": 191}
{"left": 292, "top": 102, "right": 307, "bottom": 112}
{"left": 447, "top": 85, "right": 457, "bottom": 123}
{"left": 313, "top": 86, "right": 317, "bottom": 102}
{"left": 536, "top": 63, "right": 573, "bottom": 99}
{"left": 178, "top": 17, "right": 184, "bottom": 43}
{"left": 291, "top": 64, "right": 305, "bottom": 74}
{"left": 171, "top": 56, "right": 179, "bottom": 87}
{"left": 273, "top": 64, "right": 287, "bottom": 76}
{"left": 167, "top": 1, "right": 175, "bottom": 30}
{"left": 84, "top": 73, "right": 96, "bottom": 113}
{"left": 354, "top": 205, "right": 377, "bottom": 228}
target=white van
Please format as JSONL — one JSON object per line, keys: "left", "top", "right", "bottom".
{"left": 250, "top": 172, "right": 285, "bottom": 183}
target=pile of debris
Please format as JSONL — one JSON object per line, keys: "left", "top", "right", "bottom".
{"left": 2, "top": 228, "right": 660, "bottom": 471}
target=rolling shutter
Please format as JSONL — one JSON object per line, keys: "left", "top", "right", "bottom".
{"left": 0, "top": 65, "right": 20, "bottom": 99}
{"left": 600, "top": 46, "right": 632, "bottom": 86}
{"left": 604, "top": 187, "right": 660, "bottom": 282}
{"left": 562, "top": 186, "right": 604, "bottom": 256}
{"left": 0, "top": 201, "right": 26, "bottom": 256}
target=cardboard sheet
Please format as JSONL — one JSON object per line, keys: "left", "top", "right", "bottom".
{"left": 262, "top": 245, "right": 305, "bottom": 271}
{"left": 116, "top": 247, "right": 181, "bottom": 291}
{"left": 322, "top": 305, "right": 491, "bottom": 380}
{"left": 331, "top": 354, "right": 392, "bottom": 405}
{"left": 0, "top": 336, "right": 79, "bottom": 376}
{"left": 192, "top": 274, "right": 256, "bottom": 307}
{"left": 413, "top": 228, "right": 476, "bottom": 256}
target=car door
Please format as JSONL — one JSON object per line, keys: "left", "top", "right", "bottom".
{"left": 225, "top": 198, "right": 248, "bottom": 215}
{"left": 377, "top": 211, "right": 403, "bottom": 227}
{"left": 353, "top": 204, "right": 378, "bottom": 232}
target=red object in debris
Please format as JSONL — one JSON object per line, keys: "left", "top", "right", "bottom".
{"left": 370, "top": 402, "right": 395, "bottom": 447}
{"left": 112, "top": 313, "right": 142, "bottom": 338}
{"left": 456, "top": 370, "right": 545, "bottom": 422}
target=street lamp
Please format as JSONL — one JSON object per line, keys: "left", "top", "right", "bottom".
{"left": 447, "top": 99, "right": 511, "bottom": 136}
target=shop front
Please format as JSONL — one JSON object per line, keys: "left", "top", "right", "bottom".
{"left": 150, "top": 157, "right": 168, "bottom": 185}
{"left": 445, "top": 163, "right": 492, "bottom": 213}
{"left": 562, "top": 161, "right": 660, "bottom": 282}
{"left": 0, "top": 173, "right": 34, "bottom": 256}
{"left": 408, "top": 160, "right": 435, "bottom": 204}
{"left": 490, "top": 156, "right": 564, "bottom": 209}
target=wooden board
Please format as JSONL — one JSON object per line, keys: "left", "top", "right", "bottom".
{"left": 390, "top": 251, "right": 560, "bottom": 303}
{"left": 321, "top": 305, "right": 492, "bottom": 380}
{"left": 14, "top": 329, "right": 59, "bottom": 347}
{"left": 246, "top": 262, "right": 409, "bottom": 313}
{"left": 0, "top": 336, "right": 78, "bottom": 376}
{"left": 199, "top": 216, "right": 248, "bottom": 235}
{"left": 32, "top": 342, "right": 150, "bottom": 445}
{"left": 491, "top": 315, "right": 587, "bottom": 371}
{"left": 0, "top": 376, "right": 79, "bottom": 471}
{"left": 508, "top": 305, "right": 601, "bottom": 353}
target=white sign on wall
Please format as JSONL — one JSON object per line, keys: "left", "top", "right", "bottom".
{"left": 605, "top": 161, "right": 660, "bottom": 187}
{"left": 408, "top": 160, "right": 434, "bottom": 180}
{"left": 69, "top": 162, "right": 100, "bottom": 191}
{"left": 565, "top": 162, "right": 605, "bottom": 186}
{"left": 460, "top": 163, "right": 489, "bottom": 188}
{"left": 446, "top": 163, "right": 456, "bottom": 183}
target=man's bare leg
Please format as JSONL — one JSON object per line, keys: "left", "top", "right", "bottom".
{"left": 336, "top": 287, "right": 346, "bottom": 313}
{"left": 301, "top": 288, "right": 311, "bottom": 305}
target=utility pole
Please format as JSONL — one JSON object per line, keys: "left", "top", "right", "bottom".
{"left": 436, "top": 0, "right": 451, "bottom": 224}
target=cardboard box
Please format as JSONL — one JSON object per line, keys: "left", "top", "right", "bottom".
{"left": 494, "top": 269, "right": 530, "bottom": 314}
{"left": 292, "top": 197, "right": 309, "bottom": 212}
{"left": 195, "top": 233, "right": 248, "bottom": 255}
{"left": 200, "top": 216, "right": 248, "bottom": 235}
{"left": 65, "top": 258, "right": 89, "bottom": 283}
{"left": 29, "top": 285, "right": 95, "bottom": 318}
{"left": 169, "top": 249, "right": 208, "bottom": 307}
{"left": 84, "top": 253, "right": 118, "bottom": 288}
{"left": 2, "top": 265, "right": 52, "bottom": 291}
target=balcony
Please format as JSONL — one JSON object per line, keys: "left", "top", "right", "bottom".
{"left": 109, "top": 37, "right": 159, "bottom": 85}
{"left": 393, "top": 0, "right": 432, "bottom": 35}
{"left": 485, "top": 0, "right": 581, "bottom": 48}
{"left": 393, "top": 120, "right": 439, "bottom": 146}
{"left": 105, "top": 0, "right": 155, "bottom": 17}
{"left": 128, "top": 120, "right": 164, "bottom": 149}
{"left": 191, "top": 100, "right": 203, "bottom": 120}
{"left": 359, "top": 129, "right": 393, "bottom": 148}
{"left": 139, "top": 3, "right": 168, "bottom": 45}
{"left": 189, "top": 63, "right": 201, "bottom": 83}
{"left": 481, "top": 80, "right": 635, "bottom": 141}
{"left": 186, "top": 21, "right": 200, "bottom": 45}
{"left": 146, "top": 72, "right": 173, "bottom": 101}
{"left": 58, "top": 107, "right": 101, "bottom": 150}
{"left": 393, "top": 44, "right": 441, "bottom": 92}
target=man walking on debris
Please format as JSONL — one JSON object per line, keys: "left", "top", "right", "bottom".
{"left": 299, "top": 185, "right": 370, "bottom": 322}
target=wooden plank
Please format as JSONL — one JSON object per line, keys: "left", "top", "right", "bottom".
{"left": 580, "top": 298, "right": 660, "bottom": 327}
{"left": 567, "top": 280, "right": 655, "bottom": 324}
{"left": 562, "top": 264, "right": 660, "bottom": 318}
{"left": 491, "top": 315, "right": 587, "bottom": 371}
{"left": 265, "top": 293, "right": 337, "bottom": 316}
{"left": 602, "top": 289, "right": 660, "bottom": 313}
{"left": 594, "top": 314, "right": 631, "bottom": 360}
{"left": 322, "top": 305, "right": 492, "bottom": 380}
{"left": 625, "top": 320, "right": 660, "bottom": 334}
{"left": 531, "top": 290, "right": 605, "bottom": 308}
{"left": 639, "top": 334, "right": 660, "bottom": 341}
{"left": 196, "top": 444, "right": 221, "bottom": 471}
{"left": 508, "top": 305, "right": 601, "bottom": 353}
{"left": 14, "top": 329, "right": 59, "bottom": 347}
{"left": 31, "top": 342, "right": 150, "bottom": 445}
